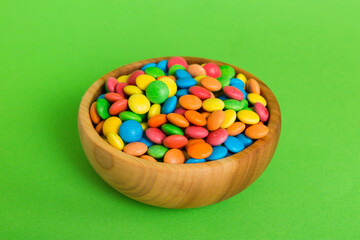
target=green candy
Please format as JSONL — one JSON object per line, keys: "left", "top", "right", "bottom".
{"left": 118, "top": 111, "right": 142, "bottom": 122}
{"left": 161, "top": 124, "right": 184, "bottom": 136}
{"left": 146, "top": 81, "right": 169, "bottom": 104}
{"left": 145, "top": 67, "right": 165, "bottom": 79}
{"left": 168, "top": 64, "right": 186, "bottom": 76}
{"left": 217, "top": 76, "right": 231, "bottom": 88}
{"left": 147, "top": 145, "right": 168, "bottom": 159}
{"left": 224, "top": 99, "right": 248, "bottom": 112}
{"left": 243, "top": 107, "right": 253, "bottom": 111}
{"left": 136, "top": 113, "right": 147, "bottom": 121}
{"left": 96, "top": 98, "right": 110, "bottom": 119}
{"left": 220, "top": 65, "right": 236, "bottom": 78}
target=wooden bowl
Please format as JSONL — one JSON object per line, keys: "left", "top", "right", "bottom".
{"left": 78, "top": 57, "right": 281, "bottom": 209}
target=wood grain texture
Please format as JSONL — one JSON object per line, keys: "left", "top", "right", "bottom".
{"left": 78, "top": 57, "right": 281, "bottom": 209}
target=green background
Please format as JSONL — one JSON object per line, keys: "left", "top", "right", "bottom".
{"left": 1, "top": 0, "right": 359, "bottom": 239}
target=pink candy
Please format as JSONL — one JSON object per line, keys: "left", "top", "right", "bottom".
{"left": 185, "top": 126, "right": 209, "bottom": 138}
{"left": 223, "top": 86, "right": 244, "bottom": 100}
{"left": 167, "top": 57, "right": 188, "bottom": 69}
{"left": 206, "top": 129, "right": 228, "bottom": 146}
{"left": 174, "top": 108, "right": 187, "bottom": 115}
{"left": 146, "top": 128, "right": 166, "bottom": 144}
{"left": 127, "top": 70, "right": 144, "bottom": 85}
{"left": 106, "top": 77, "right": 118, "bottom": 92}
{"left": 203, "top": 63, "right": 221, "bottom": 78}
{"left": 115, "top": 82, "right": 128, "bottom": 97}
{"left": 189, "top": 86, "right": 212, "bottom": 100}
{"left": 254, "top": 102, "right": 269, "bottom": 122}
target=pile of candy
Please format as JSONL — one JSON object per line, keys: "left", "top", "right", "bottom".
{"left": 89, "top": 57, "right": 270, "bottom": 164}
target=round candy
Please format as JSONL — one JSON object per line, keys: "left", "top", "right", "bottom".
{"left": 141, "top": 63, "right": 156, "bottom": 72}
{"left": 167, "top": 57, "right": 188, "bottom": 68}
{"left": 200, "top": 77, "right": 222, "bottom": 91}
{"left": 102, "top": 117, "right": 122, "bottom": 137}
{"left": 247, "top": 78, "right": 260, "bottom": 94}
{"left": 224, "top": 99, "right": 248, "bottom": 112}
{"left": 220, "top": 65, "right": 236, "bottom": 78}
{"left": 217, "top": 76, "right": 230, "bottom": 88}
{"left": 128, "top": 94, "right": 150, "bottom": 114}
{"left": 119, "top": 120, "right": 143, "bottom": 143}
{"left": 185, "top": 138, "right": 205, "bottom": 150}
{"left": 206, "top": 128, "right": 228, "bottom": 146}
{"left": 124, "top": 85, "right": 143, "bottom": 96}
{"left": 202, "top": 98, "right": 225, "bottom": 112}
{"left": 187, "top": 142, "right": 213, "bottom": 159}
{"left": 187, "top": 64, "right": 206, "bottom": 77}
{"left": 179, "top": 95, "right": 202, "bottom": 110}
{"left": 139, "top": 135, "right": 154, "bottom": 147}
{"left": 146, "top": 81, "right": 169, "bottom": 104}
{"left": 161, "top": 124, "right": 184, "bottom": 136}
{"left": 118, "top": 111, "right": 142, "bottom": 122}
{"left": 230, "top": 78, "right": 245, "bottom": 88}
{"left": 236, "top": 133, "right": 253, "bottom": 147}
{"left": 236, "top": 73, "right": 247, "bottom": 85}
{"left": 115, "top": 82, "right": 128, "bottom": 97}
{"left": 107, "top": 133, "right": 124, "bottom": 150}
{"left": 127, "top": 70, "right": 145, "bottom": 85}
{"left": 96, "top": 98, "right": 111, "bottom": 119}
{"left": 147, "top": 104, "right": 161, "bottom": 119}
{"left": 186, "top": 158, "right": 206, "bottom": 164}
{"left": 117, "top": 75, "right": 128, "bottom": 83}
{"left": 223, "top": 86, "right": 244, "bottom": 100}
{"left": 185, "top": 126, "right": 209, "bottom": 138}
{"left": 203, "top": 63, "right": 221, "bottom": 78}
{"left": 254, "top": 102, "right": 269, "bottom": 122}
{"left": 97, "top": 94, "right": 106, "bottom": 100}
{"left": 105, "top": 77, "right": 118, "bottom": 92}
{"left": 135, "top": 74, "right": 155, "bottom": 90}
{"left": 140, "top": 155, "right": 157, "bottom": 162}
{"left": 105, "top": 93, "right": 124, "bottom": 103}
{"left": 147, "top": 145, "right": 168, "bottom": 159}
{"left": 245, "top": 124, "right": 269, "bottom": 139}
{"left": 227, "top": 122, "right": 245, "bottom": 136}
{"left": 189, "top": 86, "right": 212, "bottom": 99}
{"left": 206, "top": 146, "right": 228, "bottom": 161}
{"left": 221, "top": 109, "right": 237, "bottom": 128}
{"left": 175, "top": 89, "right": 189, "bottom": 97}
{"left": 184, "top": 110, "right": 207, "bottom": 126}
{"left": 161, "top": 96, "right": 177, "bottom": 114}
{"left": 145, "top": 128, "right": 166, "bottom": 144}
{"left": 123, "top": 142, "right": 148, "bottom": 156}
{"left": 159, "top": 77, "right": 177, "bottom": 97}
{"left": 156, "top": 60, "right": 168, "bottom": 73}
{"left": 176, "top": 78, "right": 197, "bottom": 88}
{"left": 247, "top": 93, "right": 267, "bottom": 106}
{"left": 145, "top": 67, "right": 165, "bottom": 79}
{"left": 207, "top": 110, "right": 225, "bottom": 131}
{"left": 167, "top": 113, "right": 189, "bottom": 128}
{"left": 224, "top": 136, "right": 245, "bottom": 153}
{"left": 175, "top": 69, "right": 192, "bottom": 79}
{"left": 90, "top": 102, "right": 101, "bottom": 124}
{"left": 148, "top": 114, "right": 167, "bottom": 128}
{"left": 163, "top": 135, "right": 188, "bottom": 149}
{"left": 168, "top": 64, "right": 186, "bottom": 76}
{"left": 237, "top": 110, "right": 260, "bottom": 125}
{"left": 164, "top": 149, "right": 185, "bottom": 164}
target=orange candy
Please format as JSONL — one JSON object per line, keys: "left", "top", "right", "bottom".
{"left": 245, "top": 123, "right": 269, "bottom": 139}
{"left": 90, "top": 102, "right": 101, "bottom": 124}
{"left": 185, "top": 138, "right": 205, "bottom": 150}
{"left": 140, "top": 155, "right": 157, "bottom": 162}
{"left": 179, "top": 95, "right": 202, "bottom": 110}
{"left": 184, "top": 110, "right": 207, "bottom": 126}
{"left": 123, "top": 142, "right": 148, "bottom": 156}
{"left": 200, "top": 112, "right": 211, "bottom": 119}
{"left": 227, "top": 122, "right": 246, "bottom": 136}
{"left": 164, "top": 149, "right": 186, "bottom": 164}
{"left": 187, "top": 64, "right": 206, "bottom": 77}
{"left": 247, "top": 78, "right": 260, "bottom": 94}
{"left": 200, "top": 77, "right": 222, "bottom": 92}
{"left": 167, "top": 113, "right": 190, "bottom": 128}
{"left": 95, "top": 120, "right": 104, "bottom": 134}
{"left": 187, "top": 142, "right": 213, "bottom": 159}
{"left": 148, "top": 114, "right": 167, "bottom": 128}
{"left": 207, "top": 110, "right": 225, "bottom": 131}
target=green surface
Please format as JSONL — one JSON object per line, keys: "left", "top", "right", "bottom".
{"left": 1, "top": 0, "right": 359, "bottom": 239}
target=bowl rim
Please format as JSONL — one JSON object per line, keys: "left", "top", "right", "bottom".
{"left": 78, "top": 56, "right": 281, "bottom": 169}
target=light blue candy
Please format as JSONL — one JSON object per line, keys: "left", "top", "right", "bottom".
{"left": 175, "top": 69, "right": 192, "bottom": 79}
{"left": 239, "top": 88, "right": 248, "bottom": 99}
{"left": 236, "top": 133, "right": 253, "bottom": 147}
{"left": 175, "top": 89, "right": 189, "bottom": 97}
{"left": 230, "top": 78, "right": 245, "bottom": 89}
{"left": 217, "top": 95, "right": 229, "bottom": 101}
{"left": 176, "top": 78, "right": 197, "bottom": 88}
{"left": 119, "top": 120, "right": 143, "bottom": 143}
{"left": 97, "top": 94, "right": 105, "bottom": 100}
{"left": 141, "top": 63, "right": 156, "bottom": 71}
{"left": 224, "top": 136, "right": 245, "bottom": 153}
{"left": 162, "top": 96, "right": 177, "bottom": 114}
{"left": 186, "top": 158, "right": 206, "bottom": 164}
{"left": 139, "top": 135, "right": 154, "bottom": 147}
{"left": 206, "top": 146, "right": 228, "bottom": 161}
{"left": 156, "top": 60, "right": 168, "bottom": 74}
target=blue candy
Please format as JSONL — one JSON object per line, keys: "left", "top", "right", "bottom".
{"left": 161, "top": 96, "right": 177, "bottom": 114}
{"left": 224, "top": 136, "right": 245, "bottom": 153}
{"left": 119, "top": 120, "right": 143, "bottom": 143}
{"left": 206, "top": 146, "right": 228, "bottom": 161}
{"left": 176, "top": 78, "right": 197, "bottom": 88}
{"left": 175, "top": 89, "right": 189, "bottom": 97}
{"left": 156, "top": 60, "right": 168, "bottom": 74}
{"left": 175, "top": 69, "right": 192, "bottom": 79}
{"left": 97, "top": 94, "right": 105, "bottom": 100}
{"left": 141, "top": 63, "right": 156, "bottom": 71}
{"left": 186, "top": 158, "right": 206, "bottom": 164}
{"left": 139, "top": 135, "right": 154, "bottom": 147}
{"left": 217, "top": 94, "right": 229, "bottom": 101}
{"left": 230, "top": 78, "right": 245, "bottom": 89}
{"left": 239, "top": 88, "right": 248, "bottom": 99}
{"left": 236, "top": 133, "right": 253, "bottom": 147}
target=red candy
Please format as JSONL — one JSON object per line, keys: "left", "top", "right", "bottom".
{"left": 146, "top": 128, "right": 166, "bottom": 144}
{"left": 203, "top": 63, "right": 221, "bottom": 78}
{"left": 163, "top": 135, "right": 188, "bottom": 149}
{"left": 174, "top": 108, "right": 187, "bottom": 115}
{"left": 105, "top": 93, "right": 124, "bottom": 103}
{"left": 109, "top": 99, "right": 128, "bottom": 115}
{"left": 127, "top": 70, "right": 144, "bottom": 85}
{"left": 223, "top": 86, "right": 244, "bottom": 100}
{"left": 115, "top": 82, "right": 128, "bottom": 97}
{"left": 106, "top": 77, "right": 118, "bottom": 92}
{"left": 189, "top": 86, "right": 212, "bottom": 100}
{"left": 254, "top": 102, "right": 269, "bottom": 122}
{"left": 167, "top": 57, "right": 188, "bottom": 69}
{"left": 185, "top": 126, "right": 209, "bottom": 139}
{"left": 206, "top": 128, "right": 228, "bottom": 146}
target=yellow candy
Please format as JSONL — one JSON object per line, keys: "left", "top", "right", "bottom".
{"left": 107, "top": 133, "right": 124, "bottom": 150}
{"left": 136, "top": 75, "right": 156, "bottom": 90}
{"left": 221, "top": 109, "right": 236, "bottom": 128}
{"left": 236, "top": 73, "right": 247, "bottom": 85}
{"left": 124, "top": 85, "right": 143, "bottom": 96}
{"left": 148, "top": 104, "right": 161, "bottom": 119}
{"left": 237, "top": 110, "right": 260, "bottom": 125}
{"left": 247, "top": 93, "right": 267, "bottom": 106}
{"left": 128, "top": 94, "right": 150, "bottom": 114}
{"left": 117, "top": 75, "right": 129, "bottom": 83}
{"left": 102, "top": 117, "right": 122, "bottom": 137}
{"left": 194, "top": 75, "right": 207, "bottom": 84}
{"left": 159, "top": 77, "right": 177, "bottom": 97}
{"left": 202, "top": 98, "right": 225, "bottom": 112}
{"left": 140, "top": 122, "right": 148, "bottom": 131}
